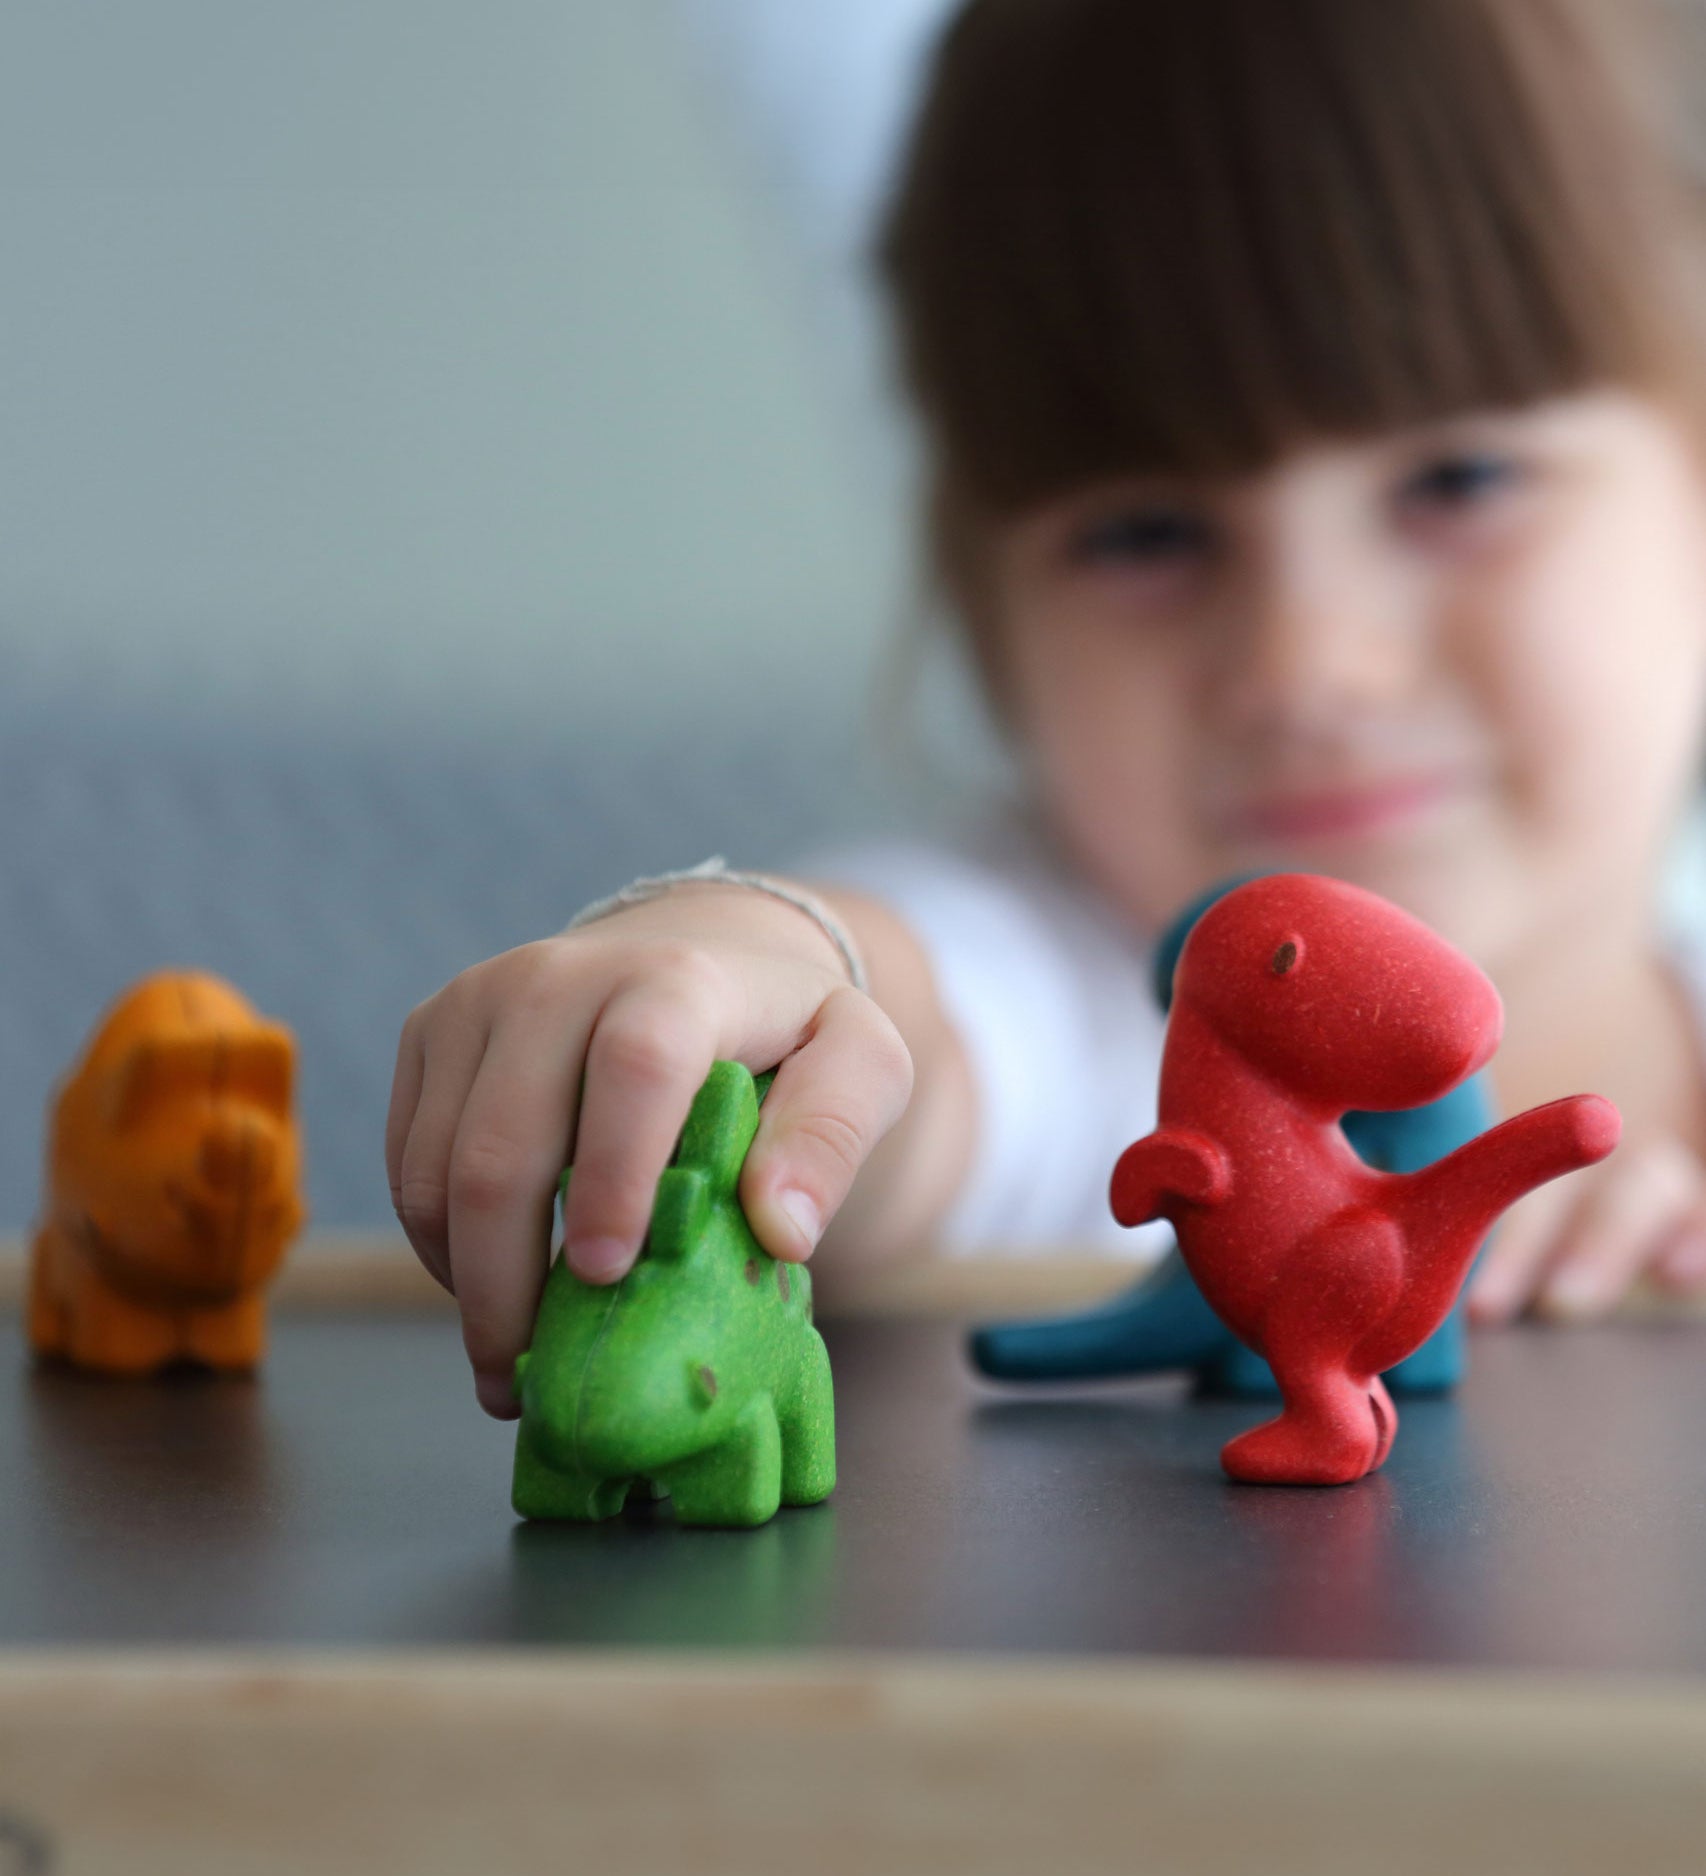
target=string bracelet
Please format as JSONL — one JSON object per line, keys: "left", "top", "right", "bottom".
{"left": 565, "top": 856, "right": 869, "bottom": 994}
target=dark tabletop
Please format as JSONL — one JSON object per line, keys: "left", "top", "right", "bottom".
{"left": 5, "top": 1308, "right": 1705, "bottom": 1669}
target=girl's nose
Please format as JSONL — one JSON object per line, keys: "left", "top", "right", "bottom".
{"left": 1212, "top": 559, "right": 1420, "bottom": 733}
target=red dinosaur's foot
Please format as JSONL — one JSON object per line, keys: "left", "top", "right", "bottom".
{"left": 1221, "top": 1386, "right": 1387, "bottom": 1486}
{"left": 1367, "top": 1376, "right": 1398, "bottom": 1470}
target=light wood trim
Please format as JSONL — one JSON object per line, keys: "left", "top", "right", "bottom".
{"left": 0, "top": 1650, "right": 1701, "bottom": 1874}
{"left": 3, "top": 1233, "right": 1701, "bottom": 1323}
{"left": 810, "top": 1249, "right": 1139, "bottom": 1318}
{"left": 0, "top": 1234, "right": 1140, "bottom": 1320}
{"left": 0, "top": 1232, "right": 449, "bottom": 1312}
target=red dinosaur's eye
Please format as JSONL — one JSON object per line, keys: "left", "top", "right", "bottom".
{"left": 1271, "top": 940, "right": 1300, "bottom": 976}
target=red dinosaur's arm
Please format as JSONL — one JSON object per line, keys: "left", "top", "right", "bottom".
{"left": 1109, "top": 1129, "right": 1233, "bottom": 1227}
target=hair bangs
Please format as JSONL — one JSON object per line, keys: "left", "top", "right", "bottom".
{"left": 880, "top": 0, "right": 1699, "bottom": 515}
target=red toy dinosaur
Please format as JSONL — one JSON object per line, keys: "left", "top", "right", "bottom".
{"left": 1111, "top": 874, "right": 1620, "bottom": 1486}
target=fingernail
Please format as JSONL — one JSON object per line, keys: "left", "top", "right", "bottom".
{"left": 776, "top": 1188, "right": 822, "bottom": 1255}
{"left": 1542, "top": 1268, "right": 1605, "bottom": 1321}
{"left": 475, "top": 1371, "right": 521, "bottom": 1419}
{"left": 567, "top": 1236, "right": 631, "bottom": 1284}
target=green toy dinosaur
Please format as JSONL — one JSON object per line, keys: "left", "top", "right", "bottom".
{"left": 511, "top": 1061, "right": 836, "bottom": 1528}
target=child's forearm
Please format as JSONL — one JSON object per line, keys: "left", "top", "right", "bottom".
{"left": 806, "top": 884, "right": 977, "bottom": 1272}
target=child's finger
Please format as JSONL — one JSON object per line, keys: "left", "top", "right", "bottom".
{"left": 740, "top": 987, "right": 914, "bottom": 1262}
{"left": 1537, "top": 1139, "right": 1701, "bottom": 1321}
{"left": 384, "top": 1005, "right": 427, "bottom": 1226}
{"left": 446, "top": 1014, "right": 593, "bottom": 1416}
{"left": 559, "top": 970, "right": 723, "bottom": 1286}
{"left": 1466, "top": 1180, "right": 1572, "bottom": 1323}
{"left": 392, "top": 1000, "right": 491, "bottom": 1290}
{"left": 1652, "top": 1199, "right": 1706, "bottom": 1292}
{"left": 1655, "top": 1236, "right": 1706, "bottom": 1291}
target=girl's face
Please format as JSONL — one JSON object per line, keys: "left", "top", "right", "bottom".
{"left": 983, "top": 390, "right": 1706, "bottom": 968}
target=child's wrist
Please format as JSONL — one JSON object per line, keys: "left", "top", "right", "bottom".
{"left": 565, "top": 858, "right": 868, "bottom": 992}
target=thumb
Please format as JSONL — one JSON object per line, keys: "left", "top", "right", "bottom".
{"left": 739, "top": 988, "right": 914, "bottom": 1260}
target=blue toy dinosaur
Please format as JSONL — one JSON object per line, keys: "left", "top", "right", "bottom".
{"left": 969, "top": 876, "right": 1492, "bottom": 1397}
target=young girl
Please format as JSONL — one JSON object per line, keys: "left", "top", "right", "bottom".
{"left": 388, "top": 0, "right": 1706, "bottom": 1418}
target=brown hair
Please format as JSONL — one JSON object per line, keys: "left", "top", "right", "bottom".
{"left": 879, "top": 0, "right": 1706, "bottom": 548}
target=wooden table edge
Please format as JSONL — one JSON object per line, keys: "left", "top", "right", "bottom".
{"left": 4, "top": 1640, "right": 1706, "bottom": 1722}
{"left": 0, "top": 1649, "right": 1702, "bottom": 1873}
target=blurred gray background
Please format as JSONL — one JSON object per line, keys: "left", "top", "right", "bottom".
{"left": 0, "top": 0, "right": 968, "bottom": 1230}
{"left": 5, "top": 2, "right": 1700, "bottom": 1234}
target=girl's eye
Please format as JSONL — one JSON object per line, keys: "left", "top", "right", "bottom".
{"left": 1398, "top": 451, "right": 1523, "bottom": 513}
{"left": 1069, "top": 506, "right": 1214, "bottom": 567}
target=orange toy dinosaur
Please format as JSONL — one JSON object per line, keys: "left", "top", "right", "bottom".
{"left": 29, "top": 972, "right": 307, "bottom": 1374}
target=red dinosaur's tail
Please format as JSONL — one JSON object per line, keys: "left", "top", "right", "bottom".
{"left": 1367, "top": 1095, "right": 1620, "bottom": 1360}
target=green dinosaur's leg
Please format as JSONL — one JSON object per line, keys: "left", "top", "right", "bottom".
{"left": 511, "top": 1422, "right": 632, "bottom": 1522}
{"left": 779, "top": 1330, "right": 837, "bottom": 1507}
{"left": 658, "top": 1395, "right": 782, "bottom": 1528}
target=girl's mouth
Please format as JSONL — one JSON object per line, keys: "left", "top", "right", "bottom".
{"left": 1230, "top": 771, "right": 1467, "bottom": 843}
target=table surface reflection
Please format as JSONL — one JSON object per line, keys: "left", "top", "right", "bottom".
{"left": 4, "top": 1310, "right": 1704, "bottom": 1668}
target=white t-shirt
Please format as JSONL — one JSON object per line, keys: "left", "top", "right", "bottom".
{"left": 814, "top": 805, "right": 1706, "bottom": 1262}
{"left": 814, "top": 811, "right": 1171, "bottom": 1261}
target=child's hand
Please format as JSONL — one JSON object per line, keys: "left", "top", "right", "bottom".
{"left": 385, "top": 884, "right": 913, "bottom": 1416}
{"left": 1466, "top": 1134, "right": 1706, "bottom": 1324}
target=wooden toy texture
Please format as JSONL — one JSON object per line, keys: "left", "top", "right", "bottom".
{"left": 1111, "top": 874, "right": 1619, "bottom": 1485}
{"left": 970, "top": 872, "right": 1491, "bottom": 1397}
{"left": 28, "top": 971, "right": 306, "bottom": 1373}
{"left": 512, "top": 1061, "right": 835, "bottom": 1527}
